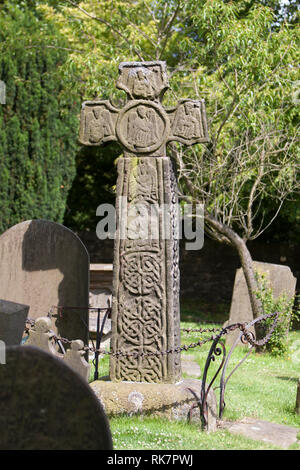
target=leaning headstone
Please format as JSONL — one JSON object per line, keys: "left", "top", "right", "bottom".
{"left": 0, "top": 220, "right": 89, "bottom": 346}
{"left": 0, "top": 346, "right": 113, "bottom": 450}
{"left": 224, "top": 261, "right": 297, "bottom": 346}
{"left": 0, "top": 299, "right": 29, "bottom": 346}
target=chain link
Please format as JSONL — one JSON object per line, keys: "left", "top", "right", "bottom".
{"left": 181, "top": 326, "right": 223, "bottom": 334}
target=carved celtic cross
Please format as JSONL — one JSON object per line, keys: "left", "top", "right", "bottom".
{"left": 80, "top": 61, "right": 209, "bottom": 383}
{"left": 80, "top": 61, "right": 208, "bottom": 155}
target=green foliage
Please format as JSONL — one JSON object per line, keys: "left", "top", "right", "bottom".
{"left": 36, "top": 0, "right": 299, "bottom": 237}
{"left": 255, "top": 271, "right": 299, "bottom": 356}
{"left": 64, "top": 143, "right": 119, "bottom": 230}
{"left": 0, "top": 2, "right": 79, "bottom": 233}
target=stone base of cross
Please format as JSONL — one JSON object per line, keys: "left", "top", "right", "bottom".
{"left": 80, "top": 61, "right": 209, "bottom": 384}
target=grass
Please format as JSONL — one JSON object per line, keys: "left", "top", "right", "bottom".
{"left": 110, "top": 416, "right": 279, "bottom": 450}
{"left": 180, "top": 325, "right": 300, "bottom": 428}
{"left": 89, "top": 301, "right": 300, "bottom": 450}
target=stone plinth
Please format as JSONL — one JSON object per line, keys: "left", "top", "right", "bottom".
{"left": 90, "top": 378, "right": 217, "bottom": 432}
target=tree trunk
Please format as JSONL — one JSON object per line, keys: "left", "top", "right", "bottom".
{"left": 172, "top": 149, "right": 263, "bottom": 321}
{"left": 204, "top": 212, "right": 263, "bottom": 319}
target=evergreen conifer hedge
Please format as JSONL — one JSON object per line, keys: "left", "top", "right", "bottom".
{"left": 0, "top": 2, "right": 79, "bottom": 233}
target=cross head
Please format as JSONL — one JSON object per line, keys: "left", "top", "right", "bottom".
{"left": 79, "top": 61, "right": 209, "bottom": 155}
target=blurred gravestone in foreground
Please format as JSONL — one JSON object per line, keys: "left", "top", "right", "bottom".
{"left": 0, "top": 346, "right": 113, "bottom": 450}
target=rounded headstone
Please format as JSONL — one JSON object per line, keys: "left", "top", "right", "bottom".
{"left": 0, "top": 346, "right": 113, "bottom": 450}
{"left": 224, "top": 261, "right": 297, "bottom": 346}
{"left": 0, "top": 220, "right": 89, "bottom": 343}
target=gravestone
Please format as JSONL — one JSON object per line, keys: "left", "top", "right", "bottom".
{"left": 0, "top": 220, "right": 89, "bottom": 345}
{"left": 25, "top": 317, "right": 91, "bottom": 381}
{"left": 89, "top": 263, "right": 113, "bottom": 309}
{"left": 80, "top": 61, "right": 209, "bottom": 384}
{"left": 0, "top": 346, "right": 113, "bottom": 450}
{"left": 0, "top": 299, "right": 29, "bottom": 346}
{"left": 224, "top": 261, "right": 297, "bottom": 346}
{"left": 63, "top": 339, "right": 91, "bottom": 382}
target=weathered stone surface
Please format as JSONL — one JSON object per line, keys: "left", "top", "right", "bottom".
{"left": 79, "top": 62, "right": 209, "bottom": 157}
{"left": 0, "top": 80, "right": 5, "bottom": 104}
{"left": 25, "top": 318, "right": 90, "bottom": 381}
{"left": 89, "top": 263, "right": 113, "bottom": 312}
{"left": 110, "top": 156, "right": 181, "bottom": 383}
{"left": 64, "top": 339, "right": 90, "bottom": 382}
{"left": 80, "top": 61, "right": 209, "bottom": 384}
{"left": 221, "top": 418, "right": 300, "bottom": 449}
{"left": 224, "top": 261, "right": 297, "bottom": 346}
{"left": 24, "top": 316, "right": 58, "bottom": 356}
{"left": 0, "top": 346, "right": 113, "bottom": 450}
{"left": 0, "top": 299, "right": 29, "bottom": 346}
{"left": 0, "top": 220, "right": 89, "bottom": 345}
{"left": 90, "top": 378, "right": 217, "bottom": 432}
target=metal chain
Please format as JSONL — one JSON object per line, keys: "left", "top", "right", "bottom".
{"left": 181, "top": 326, "right": 223, "bottom": 334}
{"left": 26, "top": 318, "right": 222, "bottom": 335}
{"left": 219, "top": 311, "right": 279, "bottom": 347}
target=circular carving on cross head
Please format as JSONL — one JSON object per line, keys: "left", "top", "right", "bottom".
{"left": 116, "top": 100, "right": 169, "bottom": 154}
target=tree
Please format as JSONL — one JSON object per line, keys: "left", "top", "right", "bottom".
{"left": 0, "top": 1, "right": 79, "bottom": 233}
{"left": 40, "top": 0, "right": 299, "bottom": 319}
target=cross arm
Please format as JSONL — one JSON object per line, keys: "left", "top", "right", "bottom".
{"left": 79, "top": 100, "right": 119, "bottom": 146}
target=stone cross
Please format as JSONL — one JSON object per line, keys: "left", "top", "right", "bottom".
{"left": 0, "top": 81, "right": 6, "bottom": 105}
{"left": 80, "top": 61, "right": 209, "bottom": 383}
